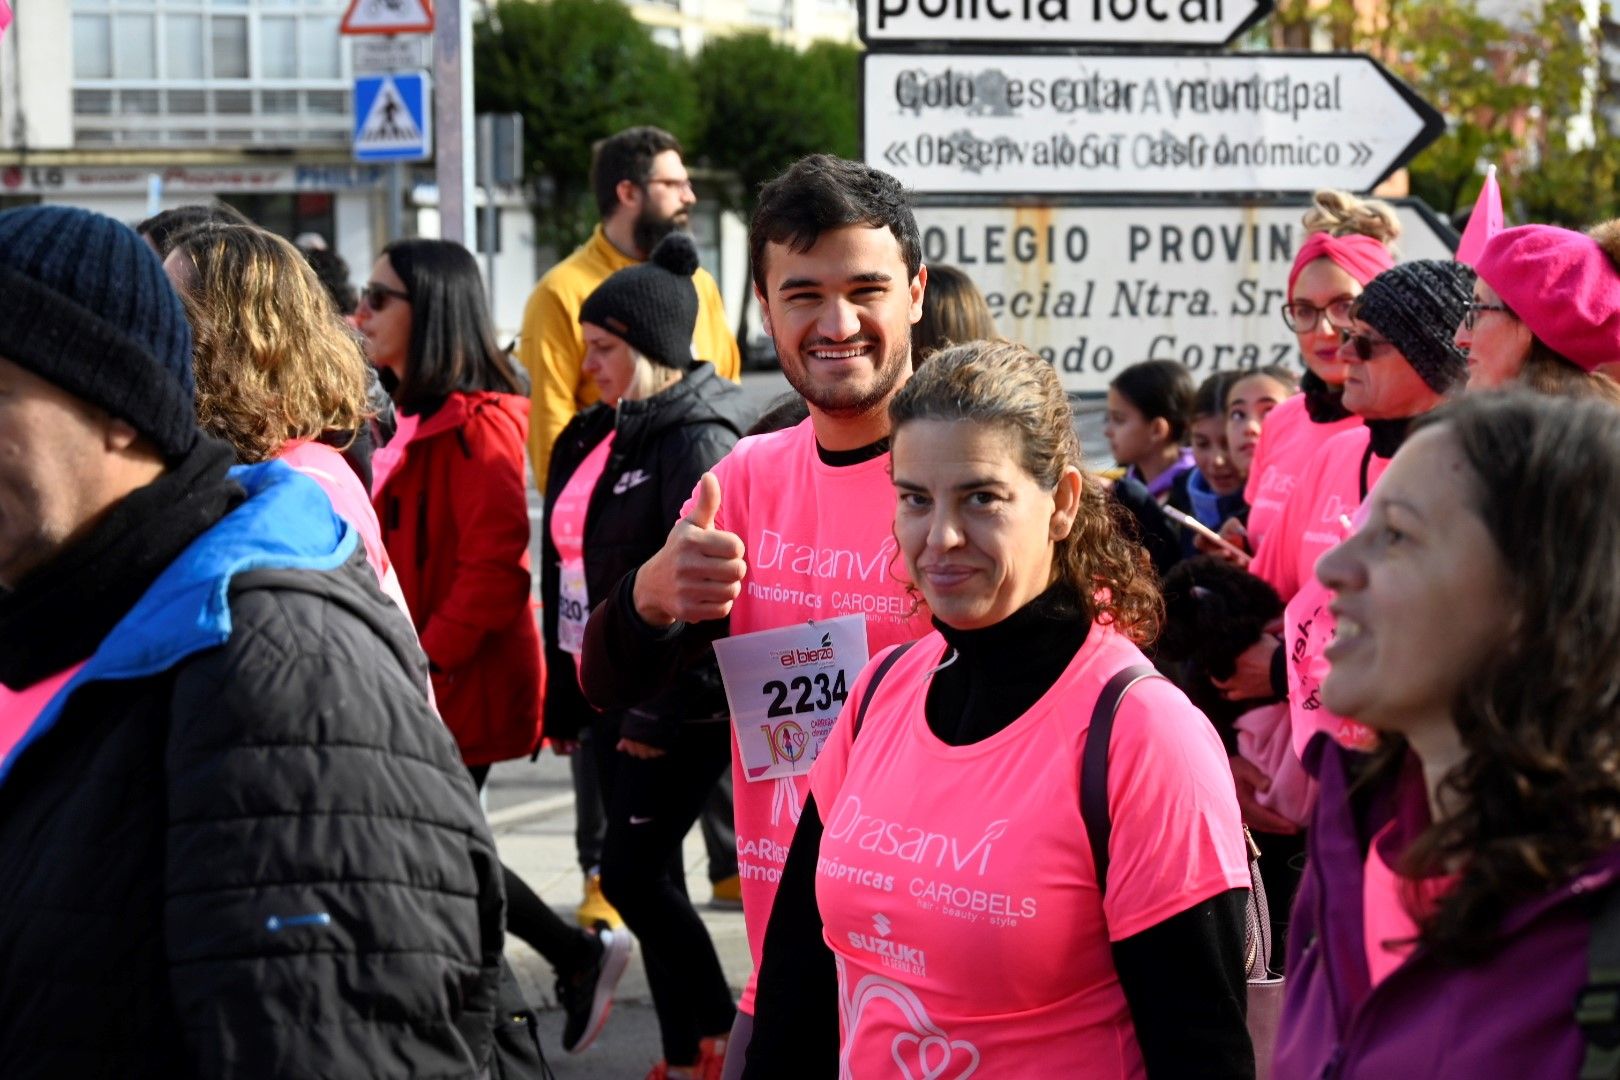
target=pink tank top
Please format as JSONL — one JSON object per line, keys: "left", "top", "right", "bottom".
{"left": 687, "top": 419, "right": 932, "bottom": 1013}
{"left": 1243, "top": 395, "right": 1361, "bottom": 552}
{"left": 549, "top": 431, "right": 615, "bottom": 668}
{"left": 810, "top": 626, "right": 1250, "bottom": 1077}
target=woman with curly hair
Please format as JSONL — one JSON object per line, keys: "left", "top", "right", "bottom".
{"left": 1278, "top": 391, "right": 1620, "bottom": 1078}
{"left": 747, "top": 341, "right": 1253, "bottom": 1078}
{"left": 162, "top": 224, "right": 401, "bottom": 603}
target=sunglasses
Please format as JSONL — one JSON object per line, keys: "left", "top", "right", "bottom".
{"left": 361, "top": 281, "right": 410, "bottom": 311}
{"left": 1338, "top": 328, "right": 1396, "bottom": 362}
{"left": 1281, "top": 297, "right": 1355, "bottom": 333}
{"left": 1461, "top": 301, "right": 1511, "bottom": 331}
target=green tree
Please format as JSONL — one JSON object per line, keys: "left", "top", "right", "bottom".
{"left": 473, "top": 0, "right": 697, "bottom": 255}
{"left": 690, "top": 33, "right": 861, "bottom": 337}
{"left": 1261, "top": 0, "right": 1620, "bottom": 226}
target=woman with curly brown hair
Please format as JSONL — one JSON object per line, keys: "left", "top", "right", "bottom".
{"left": 747, "top": 341, "right": 1253, "bottom": 1078}
{"left": 1277, "top": 391, "right": 1620, "bottom": 1078}
{"left": 162, "top": 223, "right": 400, "bottom": 601}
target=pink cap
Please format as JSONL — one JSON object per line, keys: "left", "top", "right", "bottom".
{"left": 1475, "top": 224, "right": 1620, "bottom": 372}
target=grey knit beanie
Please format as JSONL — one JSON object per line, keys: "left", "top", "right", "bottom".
{"left": 0, "top": 205, "right": 198, "bottom": 460}
{"left": 1353, "top": 260, "right": 1475, "bottom": 394}
{"left": 579, "top": 233, "right": 700, "bottom": 371}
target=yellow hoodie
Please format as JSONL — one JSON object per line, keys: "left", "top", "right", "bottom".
{"left": 517, "top": 225, "right": 741, "bottom": 489}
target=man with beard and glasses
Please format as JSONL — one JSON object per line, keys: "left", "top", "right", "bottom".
{"left": 519, "top": 126, "right": 741, "bottom": 490}
{"left": 519, "top": 125, "right": 744, "bottom": 936}
{"left": 579, "top": 155, "right": 932, "bottom": 1080}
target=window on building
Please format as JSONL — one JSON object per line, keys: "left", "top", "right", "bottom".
{"left": 114, "top": 15, "right": 157, "bottom": 79}
{"left": 73, "top": 15, "right": 112, "bottom": 79}
{"left": 300, "top": 17, "right": 341, "bottom": 78}
{"left": 210, "top": 15, "right": 249, "bottom": 78}
{"left": 167, "top": 14, "right": 206, "bottom": 80}
{"left": 260, "top": 17, "right": 298, "bottom": 78}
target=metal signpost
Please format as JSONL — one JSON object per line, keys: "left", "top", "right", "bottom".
{"left": 863, "top": 51, "right": 1443, "bottom": 196}
{"left": 912, "top": 199, "right": 1455, "bottom": 393}
{"left": 342, "top": 0, "right": 436, "bottom": 243}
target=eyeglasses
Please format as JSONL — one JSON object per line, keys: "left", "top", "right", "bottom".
{"left": 643, "top": 177, "right": 694, "bottom": 194}
{"left": 1461, "top": 301, "right": 1511, "bottom": 331}
{"left": 1338, "top": 328, "right": 1396, "bottom": 362}
{"left": 1281, "top": 297, "right": 1355, "bottom": 333}
{"left": 360, "top": 281, "right": 410, "bottom": 311}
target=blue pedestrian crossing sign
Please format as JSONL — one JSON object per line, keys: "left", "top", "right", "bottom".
{"left": 353, "top": 73, "right": 431, "bottom": 162}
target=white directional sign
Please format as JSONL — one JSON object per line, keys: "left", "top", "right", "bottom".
{"left": 860, "top": 0, "right": 1271, "bottom": 47}
{"left": 353, "top": 35, "right": 430, "bottom": 75}
{"left": 353, "top": 73, "right": 432, "bottom": 162}
{"left": 864, "top": 52, "right": 1443, "bottom": 195}
{"left": 913, "top": 201, "right": 1455, "bottom": 394}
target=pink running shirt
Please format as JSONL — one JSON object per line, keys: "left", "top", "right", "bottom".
{"left": 810, "top": 626, "right": 1249, "bottom": 1077}
{"left": 1250, "top": 426, "right": 1385, "bottom": 603}
{"left": 685, "top": 418, "right": 931, "bottom": 1013}
{"left": 1243, "top": 395, "right": 1361, "bottom": 552}
{"left": 549, "top": 432, "right": 616, "bottom": 670}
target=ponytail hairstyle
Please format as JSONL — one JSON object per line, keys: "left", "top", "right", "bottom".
{"left": 889, "top": 340, "right": 1161, "bottom": 644}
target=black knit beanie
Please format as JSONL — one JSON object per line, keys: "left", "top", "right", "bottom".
{"left": 0, "top": 205, "right": 198, "bottom": 461}
{"left": 579, "top": 233, "right": 700, "bottom": 371}
{"left": 1352, "top": 260, "right": 1475, "bottom": 394}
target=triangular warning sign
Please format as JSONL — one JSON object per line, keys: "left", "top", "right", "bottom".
{"left": 341, "top": 0, "right": 433, "bottom": 35}
{"left": 357, "top": 77, "right": 424, "bottom": 151}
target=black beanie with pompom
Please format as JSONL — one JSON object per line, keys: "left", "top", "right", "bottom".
{"left": 578, "top": 232, "right": 701, "bottom": 371}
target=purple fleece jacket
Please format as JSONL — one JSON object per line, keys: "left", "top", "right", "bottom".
{"left": 1275, "top": 736, "right": 1620, "bottom": 1079}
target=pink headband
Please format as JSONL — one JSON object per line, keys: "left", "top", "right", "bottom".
{"left": 1287, "top": 231, "right": 1397, "bottom": 299}
{"left": 1475, "top": 225, "right": 1620, "bottom": 372}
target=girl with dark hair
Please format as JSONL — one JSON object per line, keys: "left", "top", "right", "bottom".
{"left": 1279, "top": 392, "right": 1620, "bottom": 1077}
{"left": 360, "top": 239, "right": 629, "bottom": 1056}
{"left": 1104, "top": 358, "right": 1195, "bottom": 502}
{"left": 748, "top": 341, "right": 1252, "bottom": 1079}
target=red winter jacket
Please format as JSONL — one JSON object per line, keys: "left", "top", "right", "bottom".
{"left": 374, "top": 391, "right": 543, "bottom": 766}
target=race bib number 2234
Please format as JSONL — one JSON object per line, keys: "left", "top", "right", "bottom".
{"left": 712, "top": 614, "right": 869, "bottom": 783}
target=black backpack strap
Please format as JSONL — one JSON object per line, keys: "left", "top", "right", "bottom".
{"left": 852, "top": 641, "right": 918, "bottom": 741}
{"left": 1578, "top": 883, "right": 1620, "bottom": 1079}
{"left": 1080, "top": 664, "right": 1161, "bottom": 898}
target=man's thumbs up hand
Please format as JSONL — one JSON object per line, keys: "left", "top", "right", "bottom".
{"left": 633, "top": 472, "right": 748, "bottom": 627}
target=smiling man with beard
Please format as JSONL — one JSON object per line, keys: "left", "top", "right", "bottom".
{"left": 519, "top": 126, "right": 742, "bottom": 490}
{"left": 579, "top": 154, "right": 932, "bottom": 1079}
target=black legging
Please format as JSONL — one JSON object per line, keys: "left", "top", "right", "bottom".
{"left": 595, "top": 719, "right": 737, "bottom": 1067}
{"left": 468, "top": 763, "right": 595, "bottom": 977}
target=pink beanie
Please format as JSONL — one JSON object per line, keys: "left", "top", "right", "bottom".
{"left": 1474, "top": 224, "right": 1620, "bottom": 372}
{"left": 1287, "top": 231, "right": 1396, "bottom": 298}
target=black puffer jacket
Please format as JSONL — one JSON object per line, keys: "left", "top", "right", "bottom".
{"left": 540, "top": 362, "right": 750, "bottom": 747}
{"left": 0, "top": 445, "right": 504, "bottom": 1078}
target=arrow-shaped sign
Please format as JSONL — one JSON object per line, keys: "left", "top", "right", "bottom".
{"left": 861, "top": 51, "right": 1444, "bottom": 196}
{"left": 859, "top": 0, "right": 1271, "bottom": 47}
